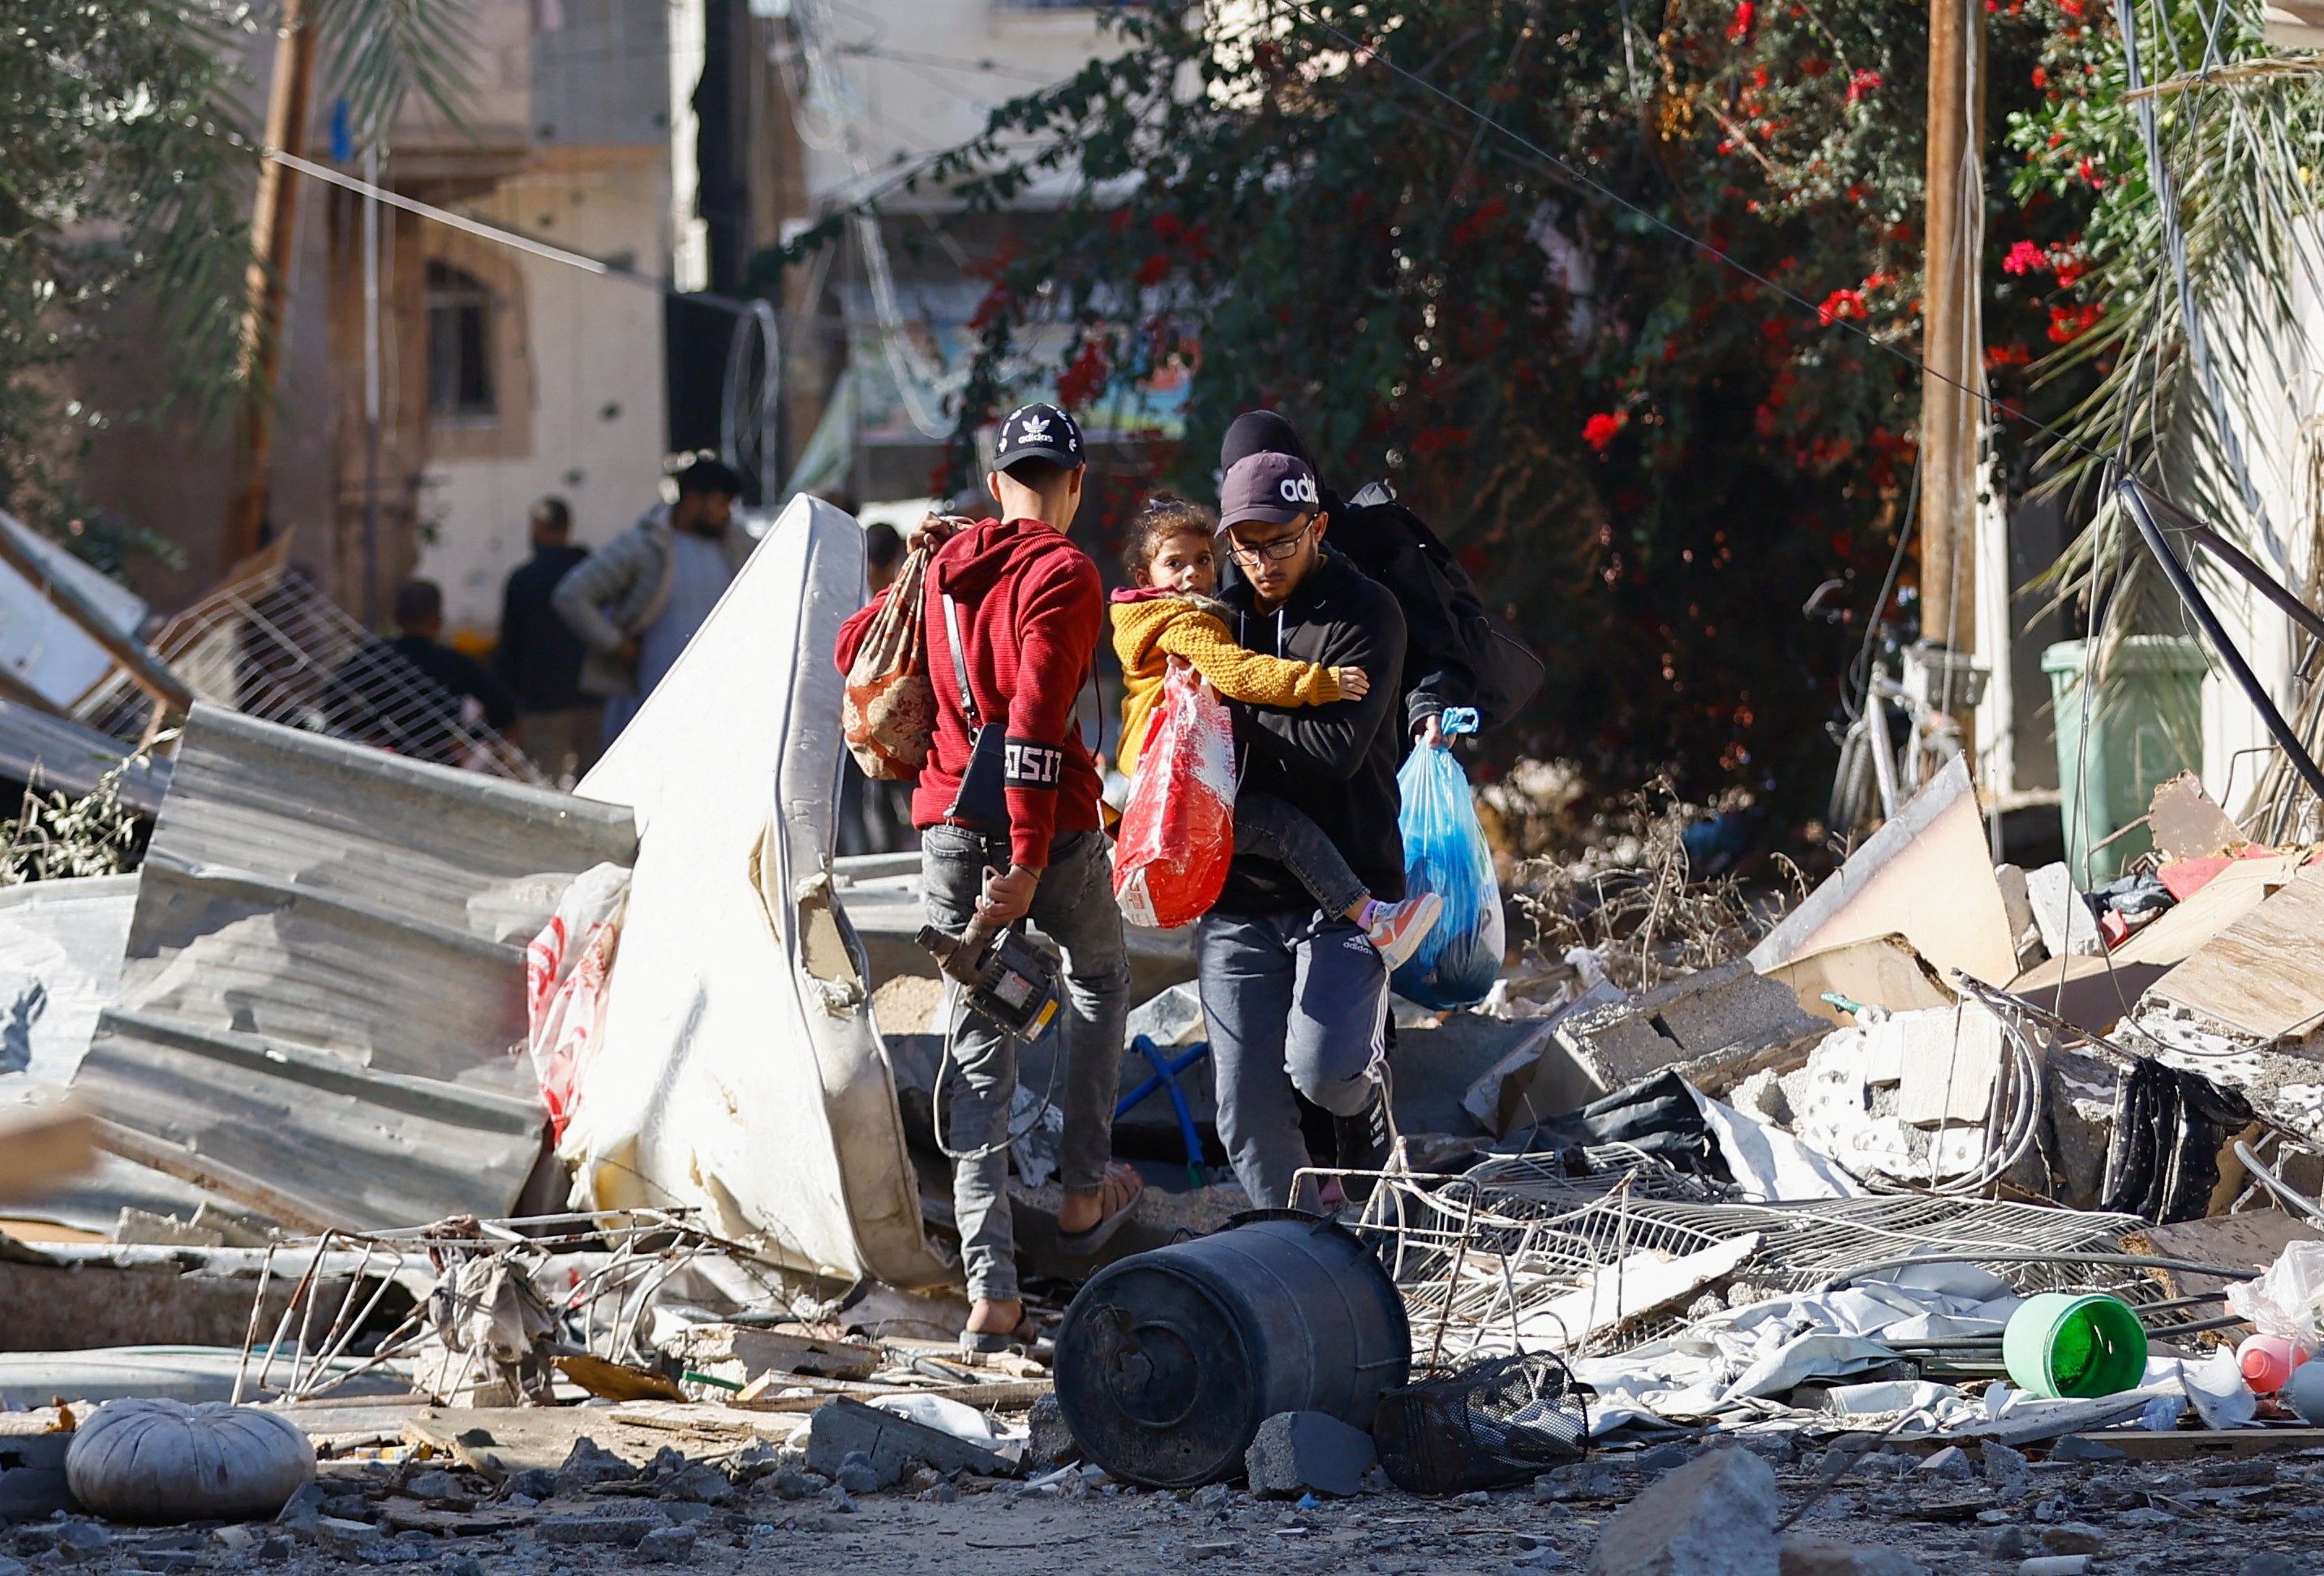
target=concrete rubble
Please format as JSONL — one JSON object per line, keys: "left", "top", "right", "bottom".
{"left": 6, "top": 513, "right": 2324, "bottom": 1573}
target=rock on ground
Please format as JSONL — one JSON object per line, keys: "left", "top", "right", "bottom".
{"left": 1588, "top": 1446, "right": 1781, "bottom": 1576}
{"left": 1244, "top": 1411, "right": 1377, "bottom": 1499}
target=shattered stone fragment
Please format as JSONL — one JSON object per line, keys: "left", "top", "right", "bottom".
{"left": 1025, "top": 1393, "right": 1079, "bottom": 1468}
{"left": 1914, "top": 1446, "right": 1973, "bottom": 1480}
{"left": 833, "top": 1449, "right": 885, "bottom": 1496}
{"left": 634, "top": 1526, "right": 697, "bottom": 1564}
{"left": 659, "top": 1462, "right": 736, "bottom": 1505}
{"left": 1244, "top": 1411, "right": 1377, "bottom": 1499}
{"left": 556, "top": 1437, "right": 640, "bottom": 1492}
{"left": 1587, "top": 1446, "right": 1780, "bottom": 1576}
{"left": 533, "top": 1514, "right": 667, "bottom": 1547}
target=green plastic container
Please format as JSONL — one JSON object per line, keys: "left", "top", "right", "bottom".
{"left": 2043, "top": 637, "right": 2208, "bottom": 883}
{"left": 2004, "top": 1292, "right": 2150, "bottom": 1399}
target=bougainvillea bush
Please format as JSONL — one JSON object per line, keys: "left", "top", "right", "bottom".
{"left": 878, "top": 0, "right": 2098, "bottom": 811}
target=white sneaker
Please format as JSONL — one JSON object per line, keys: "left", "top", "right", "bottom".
{"left": 1366, "top": 892, "right": 1444, "bottom": 972}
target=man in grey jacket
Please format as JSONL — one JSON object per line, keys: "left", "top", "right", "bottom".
{"left": 553, "top": 459, "right": 750, "bottom": 745}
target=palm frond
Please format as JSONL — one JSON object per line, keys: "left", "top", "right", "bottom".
{"left": 311, "top": 0, "right": 479, "bottom": 143}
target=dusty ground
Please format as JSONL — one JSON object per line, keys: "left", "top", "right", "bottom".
{"left": 10, "top": 1444, "right": 2324, "bottom": 1576}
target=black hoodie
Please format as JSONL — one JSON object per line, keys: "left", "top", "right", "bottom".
{"left": 1219, "top": 412, "right": 1472, "bottom": 733}
{"left": 1213, "top": 547, "right": 1408, "bottom": 915}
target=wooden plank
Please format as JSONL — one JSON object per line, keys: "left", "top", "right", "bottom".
{"left": 2117, "top": 853, "right": 2301, "bottom": 968}
{"left": 2053, "top": 1427, "right": 2324, "bottom": 1460}
{"left": 723, "top": 1378, "right": 1052, "bottom": 1415}
{"left": 2149, "top": 869, "right": 2324, "bottom": 1042}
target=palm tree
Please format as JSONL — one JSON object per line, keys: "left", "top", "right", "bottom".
{"left": 2017, "top": 0, "right": 2324, "bottom": 832}
{"left": 0, "top": 0, "right": 474, "bottom": 567}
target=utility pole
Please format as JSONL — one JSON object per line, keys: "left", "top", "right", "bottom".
{"left": 1916, "top": 0, "right": 1989, "bottom": 756}
{"left": 223, "top": 0, "right": 320, "bottom": 569}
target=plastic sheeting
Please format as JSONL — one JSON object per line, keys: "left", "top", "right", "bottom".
{"left": 565, "top": 496, "right": 951, "bottom": 1290}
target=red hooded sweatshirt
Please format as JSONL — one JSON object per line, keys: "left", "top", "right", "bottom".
{"left": 835, "top": 517, "right": 1104, "bottom": 870}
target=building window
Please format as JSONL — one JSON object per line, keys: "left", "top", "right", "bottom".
{"left": 426, "top": 261, "right": 496, "bottom": 422}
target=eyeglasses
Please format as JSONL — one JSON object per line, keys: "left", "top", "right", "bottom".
{"left": 1223, "top": 519, "right": 1315, "bottom": 564}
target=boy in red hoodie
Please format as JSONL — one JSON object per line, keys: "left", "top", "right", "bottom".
{"left": 834, "top": 402, "right": 1139, "bottom": 1351}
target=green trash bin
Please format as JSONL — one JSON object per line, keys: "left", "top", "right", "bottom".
{"left": 2043, "top": 636, "right": 2208, "bottom": 883}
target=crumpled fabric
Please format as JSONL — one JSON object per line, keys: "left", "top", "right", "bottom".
{"left": 1566, "top": 1267, "right": 2026, "bottom": 1434}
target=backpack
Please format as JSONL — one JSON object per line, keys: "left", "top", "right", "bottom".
{"left": 1347, "top": 483, "right": 1545, "bottom": 730}
{"left": 841, "top": 543, "right": 937, "bottom": 779}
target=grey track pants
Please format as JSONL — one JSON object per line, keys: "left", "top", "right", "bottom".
{"left": 1194, "top": 908, "right": 1390, "bottom": 1210}
{"left": 921, "top": 824, "right": 1130, "bottom": 1303}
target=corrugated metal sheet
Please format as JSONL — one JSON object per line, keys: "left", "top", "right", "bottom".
{"left": 0, "top": 698, "right": 169, "bottom": 813}
{"left": 72, "top": 704, "right": 636, "bottom": 1230}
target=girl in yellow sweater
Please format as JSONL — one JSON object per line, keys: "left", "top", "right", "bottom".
{"left": 1110, "top": 495, "right": 1441, "bottom": 966}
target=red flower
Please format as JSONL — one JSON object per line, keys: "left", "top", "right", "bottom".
{"left": 2047, "top": 302, "right": 2104, "bottom": 343}
{"left": 1151, "top": 213, "right": 1183, "bottom": 241}
{"left": 1136, "top": 254, "right": 1171, "bottom": 286}
{"left": 1727, "top": 0, "right": 1755, "bottom": 41}
{"left": 2031, "top": 66, "right": 2048, "bottom": 88}
{"left": 2057, "top": 0, "right": 2084, "bottom": 15}
{"left": 1817, "top": 288, "right": 1867, "bottom": 324}
{"left": 1583, "top": 413, "right": 1626, "bottom": 451}
{"left": 1056, "top": 338, "right": 1110, "bottom": 408}
{"left": 2002, "top": 239, "right": 2048, "bottom": 275}
{"left": 1985, "top": 342, "right": 2034, "bottom": 368}
{"left": 1846, "top": 69, "right": 1882, "bottom": 102}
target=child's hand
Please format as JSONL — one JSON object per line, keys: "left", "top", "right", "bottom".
{"left": 1335, "top": 666, "right": 1370, "bottom": 699}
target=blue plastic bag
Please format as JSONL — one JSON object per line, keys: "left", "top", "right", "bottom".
{"left": 1389, "top": 744, "right": 1504, "bottom": 1010}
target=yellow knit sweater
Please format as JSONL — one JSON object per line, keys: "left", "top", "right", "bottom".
{"left": 1110, "top": 590, "right": 1342, "bottom": 779}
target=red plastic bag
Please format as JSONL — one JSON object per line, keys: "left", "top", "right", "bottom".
{"left": 1113, "top": 662, "right": 1237, "bottom": 929}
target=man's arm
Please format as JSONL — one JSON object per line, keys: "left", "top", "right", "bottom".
{"left": 551, "top": 538, "right": 643, "bottom": 654}
{"left": 455, "top": 651, "right": 520, "bottom": 732}
{"left": 1372, "top": 526, "right": 1473, "bottom": 734}
{"left": 999, "top": 553, "right": 1103, "bottom": 871}
{"left": 1239, "top": 583, "right": 1406, "bottom": 781}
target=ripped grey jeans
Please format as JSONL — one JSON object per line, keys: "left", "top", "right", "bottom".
{"left": 920, "top": 824, "right": 1130, "bottom": 1302}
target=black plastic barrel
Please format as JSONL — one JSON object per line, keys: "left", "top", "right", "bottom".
{"left": 1053, "top": 1213, "right": 1411, "bottom": 1488}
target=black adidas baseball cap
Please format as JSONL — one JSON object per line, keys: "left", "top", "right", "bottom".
{"left": 993, "top": 402, "right": 1084, "bottom": 471}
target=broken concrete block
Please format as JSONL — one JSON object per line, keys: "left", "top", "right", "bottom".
{"left": 1777, "top": 1538, "right": 1930, "bottom": 1576}
{"left": 2023, "top": 865, "right": 2103, "bottom": 960}
{"left": 51, "top": 1525, "right": 110, "bottom": 1561}
{"left": 1542, "top": 964, "right": 1827, "bottom": 1113}
{"left": 2017, "top": 1559, "right": 2090, "bottom": 1576}
{"left": 555, "top": 1437, "right": 638, "bottom": 1492}
{"left": 533, "top": 1514, "right": 667, "bottom": 1548}
{"left": 2033, "top": 1527, "right": 2105, "bottom": 1557}
{"left": 634, "top": 1526, "right": 697, "bottom": 1564}
{"left": 1980, "top": 1442, "right": 2028, "bottom": 1486}
{"left": 1892, "top": 1003, "right": 2004, "bottom": 1127}
{"left": 1914, "top": 1446, "right": 1973, "bottom": 1480}
{"left": 273, "top": 1481, "right": 325, "bottom": 1533}
{"left": 1244, "top": 1411, "right": 1376, "bottom": 1499}
{"left": 1587, "top": 1446, "right": 1780, "bottom": 1576}
{"left": 833, "top": 1450, "right": 887, "bottom": 1495}
{"left": 312, "top": 1518, "right": 383, "bottom": 1555}
{"left": 1995, "top": 865, "right": 2043, "bottom": 970}
{"left": 805, "top": 1398, "right": 1011, "bottom": 1484}
{"left": 658, "top": 1463, "right": 734, "bottom": 1505}
{"left": 1025, "top": 1393, "right": 1078, "bottom": 1469}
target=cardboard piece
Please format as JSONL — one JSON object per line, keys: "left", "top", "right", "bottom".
{"left": 1751, "top": 758, "right": 2018, "bottom": 989}
{"left": 2149, "top": 771, "right": 2249, "bottom": 862}
{"left": 1763, "top": 933, "right": 1955, "bottom": 1026}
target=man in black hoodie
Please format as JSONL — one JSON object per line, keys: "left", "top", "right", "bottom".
{"left": 1219, "top": 410, "right": 1472, "bottom": 745}
{"left": 1198, "top": 449, "right": 1407, "bottom": 1209}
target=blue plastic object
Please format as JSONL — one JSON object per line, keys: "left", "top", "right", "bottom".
{"left": 1115, "top": 1034, "right": 1210, "bottom": 1183}
{"left": 1439, "top": 706, "right": 1480, "bottom": 736}
{"left": 1389, "top": 745, "right": 1505, "bottom": 1010}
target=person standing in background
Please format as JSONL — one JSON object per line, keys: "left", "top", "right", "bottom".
{"left": 495, "top": 497, "right": 599, "bottom": 787}
{"left": 553, "top": 459, "right": 750, "bottom": 747}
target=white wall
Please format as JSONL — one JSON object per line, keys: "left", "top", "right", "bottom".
{"left": 415, "top": 161, "right": 672, "bottom": 635}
